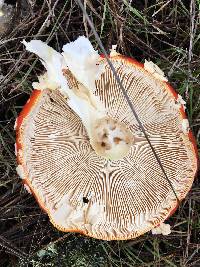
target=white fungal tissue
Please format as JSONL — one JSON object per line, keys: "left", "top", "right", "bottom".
{"left": 181, "top": 119, "right": 190, "bottom": 134}
{"left": 177, "top": 94, "right": 187, "bottom": 111}
{"left": 151, "top": 223, "right": 171, "bottom": 235}
{"left": 110, "top": 45, "right": 120, "bottom": 57}
{"left": 16, "top": 165, "right": 25, "bottom": 179}
{"left": 62, "top": 36, "right": 103, "bottom": 91}
{"left": 144, "top": 60, "right": 168, "bottom": 82}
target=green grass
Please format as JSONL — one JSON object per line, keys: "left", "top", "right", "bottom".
{"left": 0, "top": 0, "right": 199, "bottom": 266}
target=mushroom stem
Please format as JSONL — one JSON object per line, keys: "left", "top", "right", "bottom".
{"left": 91, "top": 117, "right": 133, "bottom": 160}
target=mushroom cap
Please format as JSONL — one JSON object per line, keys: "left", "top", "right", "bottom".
{"left": 15, "top": 55, "right": 198, "bottom": 240}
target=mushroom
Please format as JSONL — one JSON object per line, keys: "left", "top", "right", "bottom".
{"left": 15, "top": 37, "right": 198, "bottom": 240}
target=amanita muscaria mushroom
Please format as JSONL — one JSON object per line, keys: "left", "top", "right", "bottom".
{"left": 15, "top": 36, "right": 198, "bottom": 240}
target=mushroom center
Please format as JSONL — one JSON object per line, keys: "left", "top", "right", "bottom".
{"left": 91, "top": 117, "right": 133, "bottom": 160}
